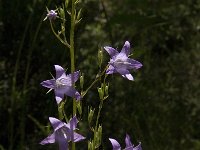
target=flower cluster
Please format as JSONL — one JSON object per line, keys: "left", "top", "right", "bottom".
{"left": 40, "top": 26, "right": 142, "bottom": 150}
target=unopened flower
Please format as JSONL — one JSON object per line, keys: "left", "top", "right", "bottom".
{"left": 40, "top": 116, "right": 85, "bottom": 150}
{"left": 109, "top": 134, "right": 142, "bottom": 150}
{"left": 104, "top": 41, "right": 142, "bottom": 80}
{"left": 44, "top": 9, "right": 57, "bottom": 21}
{"left": 41, "top": 65, "right": 81, "bottom": 104}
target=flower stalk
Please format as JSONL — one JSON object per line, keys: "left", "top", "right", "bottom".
{"left": 70, "top": 0, "right": 76, "bottom": 149}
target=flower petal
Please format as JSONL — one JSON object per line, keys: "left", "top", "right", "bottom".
{"left": 65, "top": 116, "right": 78, "bottom": 130}
{"left": 117, "top": 69, "right": 134, "bottom": 81}
{"left": 121, "top": 41, "right": 130, "bottom": 56}
{"left": 127, "top": 59, "right": 143, "bottom": 69}
{"left": 55, "top": 65, "right": 66, "bottom": 79}
{"left": 40, "top": 133, "right": 55, "bottom": 145}
{"left": 55, "top": 88, "right": 65, "bottom": 104}
{"left": 72, "top": 132, "right": 86, "bottom": 142}
{"left": 133, "top": 142, "right": 142, "bottom": 150}
{"left": 58, "top": 139, "right": 68, "bottom": 150}
{"left": 65, "top": 71, "right": 80, "bottom": 86}
{"left": 125, "top": 134, "right": 133, "bottom": 148}
{"left": 106, "top": 65, "right": 117, "bottom": 74}
{"left": 49, "top": 117, "right": 64, "bottom": 131}
{"left": 104, "top": 46, "right": 119, "bottom": 57}
{"left": 109, "top": 138, "right": 121, "bottom": 150}
{"left": 55, "top": 86, "right": 81, "bottom": 103}
{"left": 122, "top": 74, "right": 134, "bottom": 81}
{"left": 40, "top": 79, "right": 55, "bottom": 89}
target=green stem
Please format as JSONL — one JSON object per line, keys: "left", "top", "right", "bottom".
{"left": 50, "top": 21, "right": 70, "bottom": 48}
{"left": 95, "top": 100, "right": 103, "bottom": 131}
{"left": 82, "top": 65, "right": 108, "bottom": 97}
{"left": 70, "top": 0, "right": 76, "bottom": 149}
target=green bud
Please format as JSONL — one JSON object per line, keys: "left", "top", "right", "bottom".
{"left": 98, "top": 87, "right": 104, "bottom": 100}
{"left": 105, "top": 84, "right": 109, "bottom": 96}
{"left": 77, "top": 101, "right": 82, "bottom": 115}
{"left": 65, "top": 0, "right": 69, "bottom": 8}
{"left": 94, "top": 125, "right": 102, "bottom": 148}
{"left": 98, "top": 48, "right": 103, "bottom": 67}
{"left": 77, "top": 9, "right": 82, "bottom": 21}
{"left": 88, "top": 107, "right": 95, "bottom": 125}
{"left": 80, "top": 73, "right": 84, "bottom": 89}
{"left": 59, "top": 7, "right": 65, "bottom": 20}
{"left": 88, "top": 141, "right": 93, "bottom": 150}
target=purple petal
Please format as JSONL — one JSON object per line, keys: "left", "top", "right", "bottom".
{"left": 40, "top": 133, "right": 55, "bottom": 145}
{"left": 63, "top": 86, "right": 81, "bottom": 101}
{"left": 122, "top": 74, "right": 134, "bottom": 81}
{"left": 54, "top": 88, "right": 65, "bottom": 104}
{"left": 49, "top": 117, "right": 64, "bottom": 131}
{"left": 41, "top": 79, "right": 55, "bottom": 89}
{"left": 133, "top": 142, "right": 142, "bottom": 150}
{"left": 104, "top": 46, "right": 119, "bottom": 57}
{"left": 127, "top": 59, "right": 143, "bottom": 69}
{"left": 125, "top": 134, "right": 133, "bottom": 148}
{"left": 109, "top": 138, "right": 121, "bottom": 150}
{"left": 58, "top": 139, "right": 68, "bottom": 150}
{"left": 65, "top": 116, "right": 78, "bottom": 130}
{"left": 65, "top": 71, "right": 80, "bottom": 86}
{"left": 121, "top": 41, "right": 130, "bottom": 56}
{"left": 117, "top": 69, "right": 134, "bottom": 81}
{"left": 55, "top": 65, "right": 66, "bottom": 79}
{"left": 72, "top": 132, "right": 86, "bottom": 142}
{"left": 106, "top": 65, "right": 117, "bottom": 74}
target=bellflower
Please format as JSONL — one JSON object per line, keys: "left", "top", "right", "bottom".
{"left": 109, "top": 134, "right": 142, "bottom": 150}
{"left": 104, "top": 41, "right": 142, "bottom": 80}
{"left": 40, "top": 116, "right": 85, "bottom": 150}
{"left": 41, "top": 65, "right": 81, "bottom": 104}
{"left": 44, "top": 9, "right": 57, "bottom": 21}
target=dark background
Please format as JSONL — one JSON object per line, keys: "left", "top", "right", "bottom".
{"left": 0, "top": 0, "right": 200, "bottom": 149}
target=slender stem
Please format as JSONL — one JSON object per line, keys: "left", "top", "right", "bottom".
{"left": 95, "top": 100, "right": 103, "bottom": 130}
{"left": 70, "top": 0, "right": 76, "bottom": 149}
{"left": 50, "top": 21, "right": 70, "bottom": 48}
{"left": 82, "top": 65, "right": 108, "bottom": 97}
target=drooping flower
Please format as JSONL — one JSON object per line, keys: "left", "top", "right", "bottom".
{"left": 109, "top": 134, "right": 142, "bottom": 150}
{"left": 40, "top": 116, "right": 85, "bottom": 150}
{"left": 44, "top": 9, "right": 58, "bottom": 21}
{"left": 104, "top": 41, "right": 142, "bottom": 80}
{"left": 41, "top": 65, "right": 81, "bottom": 104}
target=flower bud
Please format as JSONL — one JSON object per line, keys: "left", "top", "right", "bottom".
{"left": 98, "top": 49, "right": 103, "bottom": 67}
{"left": 59, "top": 8, "right": 65, "bottom": 19}
{"left": 98, "top": 87, "right": 104, "bottom": 100}
{"left": 80, "top": 73, "right": 84, "bottom": 89}
{"left": 77, "top": 101, "right": 82, "bottom": 115}
{"left": 65, "top": 0, "right": 69, "bottom": 8}
{"left": 105, "top": 84, "right": 109, "bottom": 96}
{"left": 88, "top": 107, "right": 95, "bottom": 125}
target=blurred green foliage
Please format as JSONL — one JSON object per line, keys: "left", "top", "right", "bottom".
{"left": 0, "top": 0, "right": 200, "bottom": 149}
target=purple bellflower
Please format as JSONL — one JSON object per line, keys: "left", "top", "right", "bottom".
{"left": 40, "top": 116, "right": 85, "bottom": 150}
{"left": 44, "top": 9, "right": 57, "bottom": 21}
{"left": 109, "top": 134, "right": 142, "bottom": 150}
{"left": 41, "top": 65, "right": 81, "bottom": 104}
{"left": 104, "top": 41, "right": 142, "bottom": 81}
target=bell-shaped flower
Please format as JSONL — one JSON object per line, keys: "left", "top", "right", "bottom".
{"left": 41, "top": 65, "right": 81, "bottom": 104}
{"left": 40, "top": 116, "right": 85, "bottom": 150}
{"left": 109, "top": 134, "right": 142, "bottom": 150}
{"left": 104, "top": 41, "right": 142, "bottom": 80}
